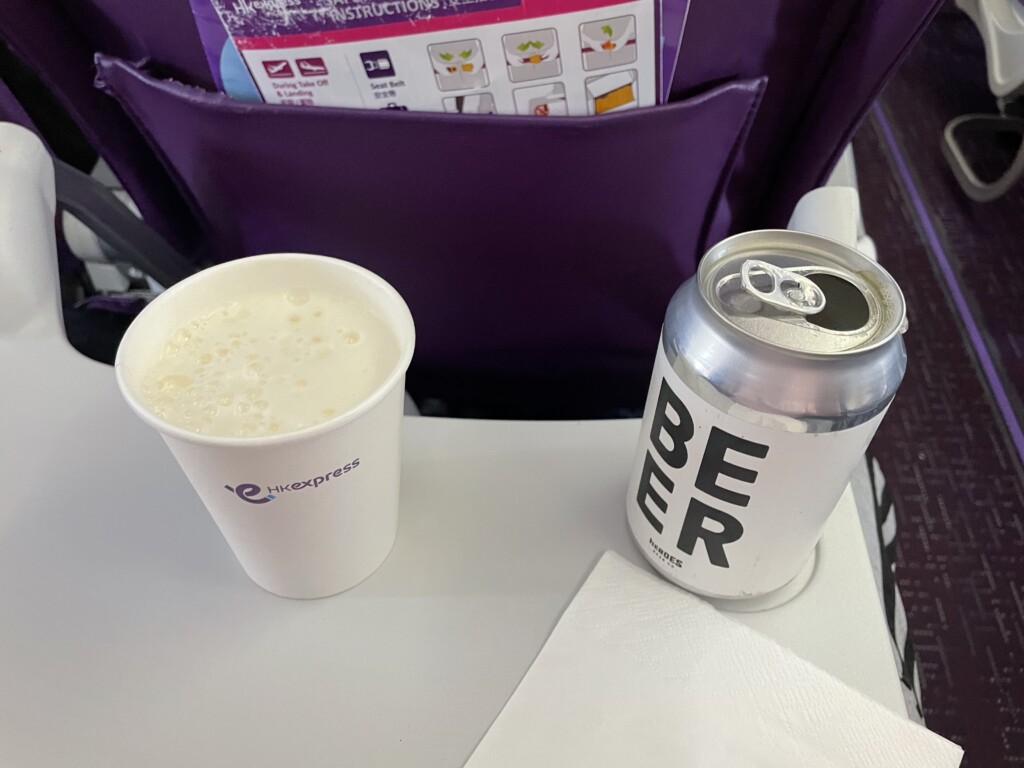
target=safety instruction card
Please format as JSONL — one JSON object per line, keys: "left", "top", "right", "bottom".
{"left": 191, "top": 0, "right": 659, "bottom": 116}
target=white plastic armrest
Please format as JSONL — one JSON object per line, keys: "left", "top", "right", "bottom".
{"left": 0, "top": 122, "right": 63, "bottom": 341}
{"left": 788, "top": 184, "right": 879, "bottom": 263}
{"left": 787, "top": 185, "right": 861, "bottom": 249}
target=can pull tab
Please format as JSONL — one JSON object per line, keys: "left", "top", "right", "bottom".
{"left": 740, "top": 260, "right": 827, "bottom": 316}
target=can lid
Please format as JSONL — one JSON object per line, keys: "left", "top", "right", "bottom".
{"left": 699, "top": 230, "right": 907, "bottom": 355}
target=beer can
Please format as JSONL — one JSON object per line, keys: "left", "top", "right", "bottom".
{"left": 626, "top": 230, "right": 908, "bottom": 602}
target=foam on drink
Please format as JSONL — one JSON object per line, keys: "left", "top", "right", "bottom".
{"left": 138, "top": 288, "right": 399, "bottom": 437}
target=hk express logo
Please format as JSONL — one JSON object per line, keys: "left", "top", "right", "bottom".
{"left": 224, "top": 483, "right": 276, "bottom": 504}
{"left": 224, "top": 458, "right": 361, "bottom": 504}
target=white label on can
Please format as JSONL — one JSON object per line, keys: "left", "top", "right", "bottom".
{"left": 626, "top": 342, "right": 886, "bottom": 598}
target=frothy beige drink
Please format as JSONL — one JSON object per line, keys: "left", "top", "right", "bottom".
{"left": 139, "top": 288, "right": 399, "bottom": 437}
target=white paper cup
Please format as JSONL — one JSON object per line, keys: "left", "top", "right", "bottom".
{"left": 115, "top": 254, "right": 415, "bottom": 598}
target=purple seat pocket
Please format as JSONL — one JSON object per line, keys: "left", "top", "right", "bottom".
{"left": 95, "top": 55, "right": 764, "bottom": 408}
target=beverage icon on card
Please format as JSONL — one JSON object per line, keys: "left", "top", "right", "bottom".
{"left": 579, "top": 16, "right": 638, "bottom": 70}
{"left": 514, "top": 82, "right": 568, "bottom": 116}
{"left": 262, "top": 59, "right": 295, "bottom": 78}
{"left": 443, "top": 93, "right": 498, "bottom": 114}
{"left": 296, "top": 57, "right": 329, "bottom": 76}
{"left": 503, "top": 29, "right": 562, "bottom": 83}
{"left": 361, "top": 51, "right": 396, "bottom": 79}
{"left": 429, "top": 40, "right": 488, "bottom": 91}
{"left": 586, "top": 70, "right": 638, "bottom": 114}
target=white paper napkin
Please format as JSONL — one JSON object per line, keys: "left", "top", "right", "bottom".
{"left": 465, "top": 551, "right": 963, "bottom": 768}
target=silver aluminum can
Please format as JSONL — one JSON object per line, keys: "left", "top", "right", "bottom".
{"left": 626, "top": 230, "right": 908, "bottom": 600}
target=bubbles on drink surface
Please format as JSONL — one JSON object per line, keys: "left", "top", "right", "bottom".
{"left": 138, "top": 290, "right": 398, "bottom": 437}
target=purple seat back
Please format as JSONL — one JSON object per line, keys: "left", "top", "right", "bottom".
{"left": 0, "top": 0, "right": 941, "bottom": 410}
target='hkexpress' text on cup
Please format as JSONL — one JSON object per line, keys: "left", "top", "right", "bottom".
{"left": 225, "top": 457, "right": 361, "bottom": 504}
